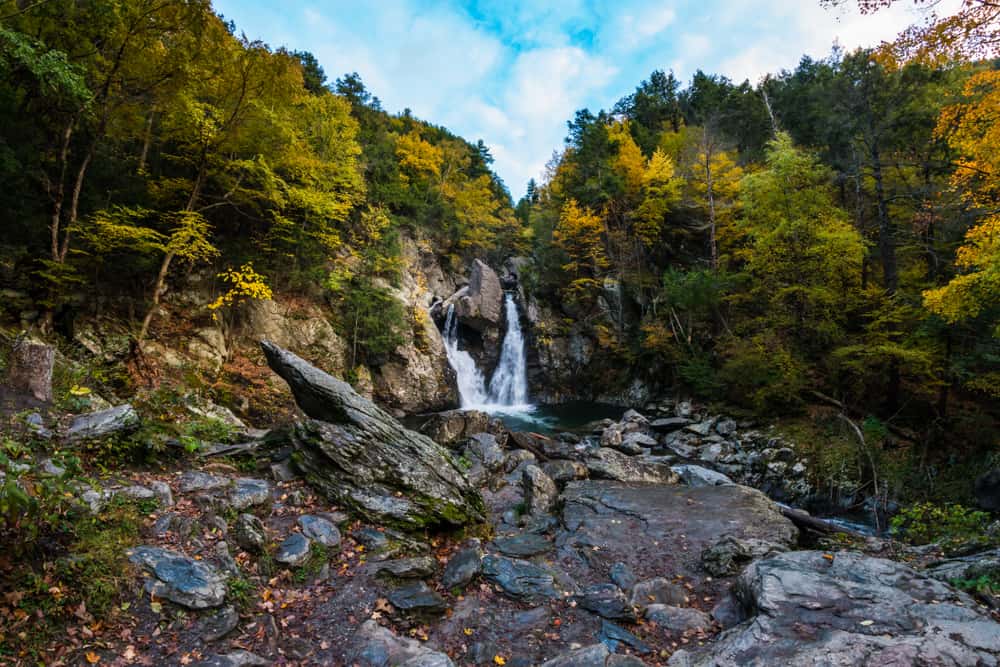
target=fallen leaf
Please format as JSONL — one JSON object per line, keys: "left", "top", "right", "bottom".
{"left": 494, "top": 656, "right": 507, "bottom": 666}
{"left": 85, "top": 652, "right": 100, "bottom": 664}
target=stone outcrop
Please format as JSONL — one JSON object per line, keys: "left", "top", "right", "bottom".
{"left": 262, "top": 341, "right": 484, "bottom": 528}
{"left": 669, "top": 551, "right": 1000, "bottom": 666}
{"left": 65, "top": 404, "right": 140, "bottom": 442}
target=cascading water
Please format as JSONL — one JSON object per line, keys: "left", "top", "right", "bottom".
{"left": 441, "top": 292, "right": 531, "bottom": 411}
{"left": 488, "top": 294, "right": 530, "bottom": 407}
{"left": 442, "top": 304, "right": 489, "bottom": 407}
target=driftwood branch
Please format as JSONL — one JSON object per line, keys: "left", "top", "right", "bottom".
{"left": 779, "top": 506, "right": 867, "bottom": 539}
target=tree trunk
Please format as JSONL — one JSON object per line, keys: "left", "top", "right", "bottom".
{"left": 703, "top": 137, "right": 718, "bottom": 272}
{"left": 7, "top": 339, "right": 55, "bottom": 402}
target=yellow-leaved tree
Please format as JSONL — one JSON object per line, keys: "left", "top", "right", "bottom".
{"left": 553, "top": 199, "right": 608, "bottom": 304}
{"left": 923, "top": 70, "right": 1000, "bottom": 336}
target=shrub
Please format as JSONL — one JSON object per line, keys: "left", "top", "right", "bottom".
{"left": 890, "top": 502, "right": 994, "bottom": 553}
{"left": 719, "top": 335, "right": 808, "bottom": 414}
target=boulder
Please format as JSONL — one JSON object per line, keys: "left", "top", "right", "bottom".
{"left": 522, "top": 464, "right": 558, "bottom": 516}
{"left": 298, "top": 514, "right": 342, "bottom": 548}
{"left": 387, "top": 581, "right": 447, "bottom": 614}
{"left": 372, "top": 557, "right": 438, "bottom": 579}
{"left": 349, "top": 619, "right": 454, "bottom": 667}
{"left": 925, "top": 548, "right": 1000, "bottom": 586}
{"left": 419, "top": 410, "right": 493, "bottom": 448}
{"left": 586, "top": 448, "right": 678, "bottom": 484}
{"left": 442, "top": 540, "right": 483, "bottom": 589}
{"left": 645, "top": 605, "right": 712, "bottom": 633}
{"left": 451, "top": 259, "right": 503, "bottom": 332}
{"left": 671, "top": 464, "right": 734, "bottom": 488}
{"left": 275, "top": 533, "right": 312, "bottom": 566}
{"left": 650, "top": 417, "right": 692, "bottom": 433}
{"left": 481, "top": 555, "right": 565, "bottom": 601}
{"left": 65, "top": 404, "right": 139, "bottom": 442}
{"left": 574, "top": 583, "right": 636, "bottom": 621}
{"left": 540, "top": 644, "right": 647, "bottom": 667}
{"left": 6, "top": 339, "right": 53, "bottom": 402}
{"left": 669, "top": 551, "right": 1000, "bottom": 666}
{"left": 128, "top": 546, "right": 226, "bottom": 609}
{"left": 233, "top": 514, "right": 267, "bottom": 554}
{"left": 975, "top": 469, "right": 1000, "bottom": 512}
{"left": 261, "top": 342, "right": 484, "bottom": 529}
{"left": 628, "top": 577, "right": 686, "bottom": 610}
{"left": 493, "top": 533, "right": 552, "bottom": 558}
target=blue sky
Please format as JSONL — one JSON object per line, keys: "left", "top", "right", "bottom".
{"left": 212, "top": 0, "right": 957, "bottom": 198}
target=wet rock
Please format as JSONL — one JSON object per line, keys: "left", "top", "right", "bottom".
{"left": 671, "top": 465, "right": 734, "bottom": 488}
{"left": 575, "top": 583, "right": 636, "bottom": 621}
{"left": 672, "top": 550, "right": 1000, "bottom": 666}
{"left": 275, "top": 533, "right": 312, "bottom": 566}
{"left": 451, "top": 258, "right": 503, "bottom": 331}
{"left": 298, "top": 514, "right": 341, "bottom": 547}
{"left": 262, "top": 342, "right": 484, "bottom": 529}
{"left": 599, "top": 620, "right": 651, "bottom": 655}
{"left": 200, "top": 605, "right": 240, "bottom": 642}
{"left": 442, "top": 541, "right": 483, "bottom": 589}
{"left": 975, "top": 469, "right": 1000, "bottom": 512}
{"left": 6, "top": 340, "right": 54, "bottom": 402}
{"left": 372, "top": 557, "right": 438, "bottom": 579}
{"left": 350, "top": 619, "right": 454, "bottom": 666}
{"left": 228, "top": 478, "right": 270, "bottom": 510}
{"left": 714, "top": 418, "right": 737, "bottom": 436}
{"left": 387, "top": 581, "right": 447, "bottom": 614}
{"left": 645, "top": 605, "right": 711, "bottom": 633}
{"left": 192, "top": 651, "right": 269, "bottom": 667}
{"left": 65, "top": 404, "right": 139, "bottom": 442}
{"left": 233, "top": 514, "right": 267, "bottom": 554}
{"left": 586, "top": 448, "right": 678, "bottom": 484}
{"left": 493, "top": 533, "right": 552, "bottom": 558}
{"left": 419, "top": 410, "right": 493, "bottom": 448}
{"left": 522, "top": 464, "right": 557, "bottom": 516}
{"left": 628, "top": 577, "right": 686, "bottom": 609}
{"left": 481, "top": 555, "right": 563, "bottom": 601}
{"left": 128, "top": 546, "right": 226, "bottom": 609}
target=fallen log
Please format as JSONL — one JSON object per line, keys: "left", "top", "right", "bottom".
{"left": 779, "top": 505, "right": 868, "bottom": 539}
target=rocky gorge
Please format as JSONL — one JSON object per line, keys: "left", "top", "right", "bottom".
{"left": 3, "top": 329, "right": 998, "bottom": 666}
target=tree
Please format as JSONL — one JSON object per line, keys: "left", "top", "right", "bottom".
{"left": 552, "top": 199, "right": 608, "bottom": 304}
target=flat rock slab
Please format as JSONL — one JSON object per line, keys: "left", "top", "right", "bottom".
{"left": 387, "top": 581, "right": 447, "bottom": 613}
{"left": 349, "top": 619, "right": 454, "bottom": 666}
{"left": 275, "top": 533, "right": 312, "bottom": 566}
{"left": 670, "top": 550, "right": 1000, "bottom": 666}
{"left": 128, "top": 546, "right": 226, "bottom": 609}
{"left": 65, "top": 404, "right": 139, "bottom": 442}
{"left": 492, "top": 533, "right": 553, "bottom": 558}
{"left": 481, "top": 555, "right": 568, "bottom": 601}
{"left": 557, "top": 481, "right": 797, "bottom": 587}
{"left": 298, "top": 514, "right": 342, "bottom": 547}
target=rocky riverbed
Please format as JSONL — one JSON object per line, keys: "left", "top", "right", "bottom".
{"left": 6, "top": 342, "right": 999, "bottom": 666}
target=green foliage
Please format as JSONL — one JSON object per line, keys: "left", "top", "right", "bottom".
{"left": 719, "top": 335, "right": 809, "bottom": 413}
{"left": 890, "top": 502, "right": 994, "bottom": 553}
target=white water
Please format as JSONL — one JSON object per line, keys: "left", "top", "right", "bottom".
{"left": 442, "top": 293, "right": 532, "bottom": 413}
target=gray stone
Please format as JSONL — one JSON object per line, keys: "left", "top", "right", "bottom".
{"left": 543, "top": 459, "right": 587, "bottom": 484}
{"left": 275, "top": 532, "right": 312, "bottom": 566}
{"left": 700, "top": 535, "right": 788, "bottom": 577}
{"left": 575, "top": 583, "right": 636, "bottom": 621}
{"left": 298, "top": 514, "right": 341, "bottom": 547}
{"left": 419, "top": 410, "right": 492, "bottom": 448}
{"left": 481, "top": 555, "right": 563, "bottom": 601}
{"left": 128, "top": 546, "right": 226, "bottom": 609}
{"left": 671, "top": 464, "right": 734, "bottom": 488}
{"left": 925, "top": 548, "right": 1000, "bottom": 585}
{"left": 270, "top": 460, "right": 297, "bottom": 482}
{"left": 372, "top": 557, "right": 438, "bottom": 579}
{"left": 180, "top": 471, "right": 231, "bottom": 494}
{"left": 586, "top": 448, "right": 678, "bottom": 484}
{"left": 540, "top": 644, "right": 610, "bottom": 667}
{"left": 650, "top": 417, "right": 693, "bottom": 433}
{"left": 714, "top": 418, "right": 737, "bottom": 436}
{"left": 38, "top": 458, "right": 65, "bottom": 476}
{"left": 465, "top": 433, "right": 505, "bottom": 471}
{"left": 150, "top": 481, "right": 174, "bottom": 507}
{"left": 350, "top": 619, "right": 454, "bottom": 667}
{"left": 685, "top": 419, "right": 715, "bottom": 437}
{"left": 262, "top": 341, "right": 484, "bottom": 529}
{"left": 228, "top": 478, "right": 270, "bottom": 510}
{"left": 192, "top": 651, "right": 269, "bottom": 667}
{"left": 628, "top": 577, "right": 686, "bottom": 609}
{"left": 522, "top": 464, "right": 557, "bottom": 516}
{"left": 65, "top": 404, "right": 139, "bottom": 442}
{"left": 233, "top": 514, "right": 267, "bottom": 553}
{"left": 387, "top": 581, "right": 447, "bottom": 614}
{"left": 645, "top": 604, "right": 712, "bottom": 633}
{"left": 599, "top": 620, "right": 651, "bottom": 655}
{"left": 200, "top": 605, "right": 240, "bottom": 642}
{"left": 671, "top": 550, "right": 1000, "bottom": 666}
{"left": 442, "top": 541, "right": 482, "bottom": 589}
{"left": 610, "top": 562, "right": 637, "bottom": 591}
{"left": 493, "top": 533, "right": 552, "bottom": 558}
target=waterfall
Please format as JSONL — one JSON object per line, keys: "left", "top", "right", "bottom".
{"left": 442, "top": 304, "right": 489, "bottom": 407}
{"left": 488, "top": 294, "right": 530, "bottom": 407}
{"left": 441, "top": 293, "right": 531, "bottom": 410}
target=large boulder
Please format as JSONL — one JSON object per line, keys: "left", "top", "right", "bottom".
{"left": 669, "top": 551, "right": 1000, "bottom": 666}
{"left": 419, "top": 409, "right": 495, "bottom": 448}
{"left": 349, "top": 619, "right": 454, "bottom": 666}
{"left": 450, "top": 259, "right": 503, "bottom": 332}
{"left": 262, "top": 341, "right": 484, "bottom": 529}
{"left": 65, "top": 404, "right": 140, "bottom": 442}
{"left": 128, "top": 546, "right": 226, "bottom": 609}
